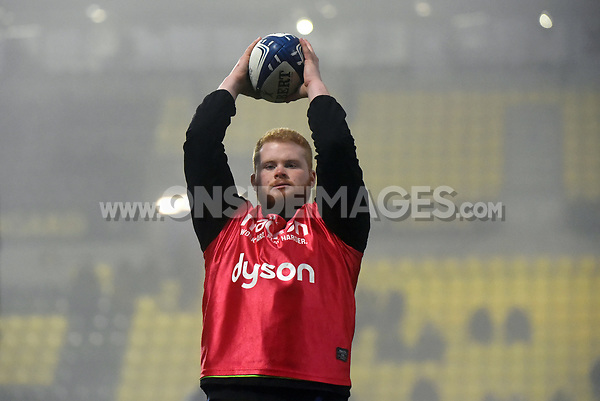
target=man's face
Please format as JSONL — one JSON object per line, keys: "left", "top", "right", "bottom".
{"left": 251, "top": 141, "right": 316, "bottom": 214}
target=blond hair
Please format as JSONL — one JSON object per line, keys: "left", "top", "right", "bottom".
{"left": 252, "top": 128, "right": 313, "bottom": 171}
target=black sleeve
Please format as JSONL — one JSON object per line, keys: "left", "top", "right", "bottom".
{"left": 308, "top": 95, "right": 370, "bottom": 253}
{"left": 183, "top": 89, "right": 246, "bottom": 251}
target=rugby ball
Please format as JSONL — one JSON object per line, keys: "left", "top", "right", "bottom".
{"left": 248, "top": 33, "right": 304, "bottom": 103}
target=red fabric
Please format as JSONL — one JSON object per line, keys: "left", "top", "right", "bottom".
{"left": 201, "top": 202, "right": 363, "bottom": 386}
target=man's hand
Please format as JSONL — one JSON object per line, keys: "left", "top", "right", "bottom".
{"left": 286, "top": 38, "right": 330, "bottom": 102}
{"left": 218, "top": 37, "right": 262, "bottom": 100}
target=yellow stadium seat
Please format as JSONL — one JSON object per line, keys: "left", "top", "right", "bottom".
{"left": 0, "top": 315, "right": 67, "bottom": 386}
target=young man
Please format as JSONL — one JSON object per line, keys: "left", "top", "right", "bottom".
{"left": 183, "top": 37, "right": 370, "bottom": 401}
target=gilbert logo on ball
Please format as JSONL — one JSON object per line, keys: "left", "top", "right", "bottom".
{"left": 248, "top": 33, "right": 304, "bottom": 103}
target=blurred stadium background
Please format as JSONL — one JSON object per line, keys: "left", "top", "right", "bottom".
{"left": 0, "top": 1, "right": 599, "bottom": 400}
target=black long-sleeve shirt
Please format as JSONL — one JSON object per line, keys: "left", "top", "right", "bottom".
{"left": 184, "top": 89, "right": 369, "bottom": 254}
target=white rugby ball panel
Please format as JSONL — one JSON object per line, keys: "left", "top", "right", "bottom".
{"left": 260, "top": 62, "right": 303, "bottom": 102}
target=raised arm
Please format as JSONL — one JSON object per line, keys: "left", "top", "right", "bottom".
{"left": 183, "top": 91, "right": 243, "bottom": 251}
{"left": 297, "top": 39, "right": 370, "bottom": 252}
{"left": 183, "top": 39, "right": 261, "bottom": 251}
{"left": 309, "top": 97, "right": 370, "bottom": 253}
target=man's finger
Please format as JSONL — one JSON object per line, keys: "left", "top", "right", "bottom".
{"left": 245, "top": 37, "right": 262, "bottom": 56}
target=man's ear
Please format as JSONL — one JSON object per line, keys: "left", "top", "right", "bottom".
{"left": 309, "top": 170, "right": 316, "bottom": 187}
{"left": 251, "top": 173, "right": 257, "bottom": 190}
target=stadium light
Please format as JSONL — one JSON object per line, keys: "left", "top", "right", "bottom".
{"left": 415, "top": 1, "right": 432, "bottom": 17}
{"left": 318, "top": 3, "right": 337, "bottom": 19}
{"left": 157, "top": 193, "right": 190, "bottom": 216}
{"left": 539, "top": 12, "right": 553, "bottom": 29}
{"left": 296, "top": 18, "right": 314, "bottom": 35}
{"left": 86, "top": 4, "right": 107, "bottom": 23}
